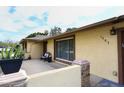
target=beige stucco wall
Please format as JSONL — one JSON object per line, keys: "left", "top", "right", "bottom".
{"left": 75, "top": 24, "right": 119, "bottom": 82}
{"left": 45, "top": 22, "right": 124, "bottom": 82}
{"left": 114, "top": 21, "right": 124, "bottom": 28}
{"left": 25, "top": 41, "right": 43, "bottom": 59}
{"left": 27, "top": 65, "right": 81, "bottom": 87}
{"left": 24, "top": 21, "right": 124, "bottom": 83}
{"left": 47, "top": 39, "right": 54, "bottom": 60}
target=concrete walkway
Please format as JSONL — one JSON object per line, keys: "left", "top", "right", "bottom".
{"left": 90, "top": 74, "right": 124, "bottom": 87}
{"left": 21, "top": 59, "right": 68, "bottom": 75}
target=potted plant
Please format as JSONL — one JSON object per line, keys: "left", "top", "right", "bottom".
{"left": 0, "top": 45, "right": 24, "bottom": 74}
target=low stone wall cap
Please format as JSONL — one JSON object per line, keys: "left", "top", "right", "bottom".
{"left": 73, "top": 60, "right": 90, "bottom": 65}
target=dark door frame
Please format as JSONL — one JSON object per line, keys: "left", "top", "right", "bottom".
{"left": 117, "top": 28, "right": 124, "bottom": 84}
{"left": 43, "top": 41, "right": 47, "bottom": 54}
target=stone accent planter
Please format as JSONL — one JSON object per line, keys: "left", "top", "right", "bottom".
{"left": 72, "top": 60, "right": 90, "bottom": 87}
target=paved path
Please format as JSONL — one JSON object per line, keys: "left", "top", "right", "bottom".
{"left": 90, "top": 74, "right": 124, "bottom": 87}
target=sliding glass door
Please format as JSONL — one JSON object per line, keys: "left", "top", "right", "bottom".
{"left": 55, "top": 37, "right": 74, "bottom": 61}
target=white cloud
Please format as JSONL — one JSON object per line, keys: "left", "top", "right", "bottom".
{"left": 0, "top": 6, "right": 124, "bottom": 41}
{"left": 47, "top": 7, "right": 106, "bottom": 25}
{"left": 0, "top": 6, "right": 108, "bottom": 32}
{"left": 114, "top": 7, "right": 124, "bottom": 16}
{"left": 0, "top": 6, "right": 48, "bottom": 32}
{"left": 0, "top": 17, "right": 22, "bottom": 32}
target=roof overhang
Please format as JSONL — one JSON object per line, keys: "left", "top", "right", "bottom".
{"left": 20, "top": 38, "right": 45, "bottom": 43}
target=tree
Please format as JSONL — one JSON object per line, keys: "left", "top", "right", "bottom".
{"left": 66, "top": 27, "right": 77, "bottom": 32}
{"left": 44, "top": 30, "right": 49, "bottom": 36}
{"left": 49, "top": 26, "right": 62, "bottom": 36}
{"left": 0, "top": 40, "right": 17, "bottom": 47}
{"left": 26, "top": 32, "right": 48, "bottom": 38}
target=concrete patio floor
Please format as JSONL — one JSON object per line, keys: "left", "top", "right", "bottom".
{"left": 21, "top": 59, "right": 68, "bottom": 75}
{"left": 0, "top": 59, "right": 123, "bottom": 87}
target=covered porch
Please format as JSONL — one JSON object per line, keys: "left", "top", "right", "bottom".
{"left": 20, "top": 35, "right": 49, "bottom": 60}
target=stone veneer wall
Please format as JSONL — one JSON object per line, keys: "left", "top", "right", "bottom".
{"left": 72, "top": 60, "right": 90, "bottom": 87}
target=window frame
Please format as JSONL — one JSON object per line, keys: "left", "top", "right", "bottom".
{"left": 54, "top": 35, "right": 75, "bottom": 63}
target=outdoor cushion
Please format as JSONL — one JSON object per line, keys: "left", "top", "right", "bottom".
{"left": 41, "top": 52, "right": 52, "bottom": 62}
{"left": 44, "top": 53, "right": 49, "bottom": 57}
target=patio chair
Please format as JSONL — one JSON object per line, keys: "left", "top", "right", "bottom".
{"left": 41, "top": 52, "right": 52, "bottom": 62}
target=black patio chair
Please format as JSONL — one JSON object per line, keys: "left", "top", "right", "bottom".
{"left": 41, "top": 52, "right": 52, "bottom": 62}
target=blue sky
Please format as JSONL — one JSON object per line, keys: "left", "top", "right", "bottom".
{"left": 0, "top": 6, "right": 124, "bottom": 42}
